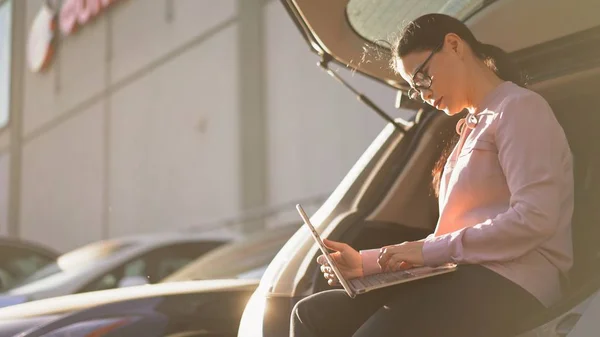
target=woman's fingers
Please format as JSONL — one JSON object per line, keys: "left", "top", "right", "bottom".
{"left": 380, "top": 250, "right": 405, "bottom": 272}
{"left": 323, "top": 272, "right": 339, "bottom": 283}
{"left": 323, "top": 239, "right": 349, "bottom": 253}
{"left": 399, "top": 261, "right": 413, "bottom": 270}
{"left": 317, "top": 253, "right": 340, "bottom": 267}
{"left": 316, "top": 254, "right": 327, "bottom": 265}
{"left": 378, "top": 248, "right": 393, "bottom": 269}
{"left": 327, "top": 275, "right": 340, "bottom": 286}
{"left": 378, "top": 245, "right": 415, "bottom": 272}
{"left": 389, "top": 261, "right": 405, "bottom": 272}
{"left": 384, "top": 260, "right": 414, "bottom": 272}
{"left": 319, "top": 260, "right": 338, "bottom": 287}
{"left": 391, "top": 254, "right": 407, "bottom": 271}
{"left": 378, "top": 246, "right": 395, "bottom": 268}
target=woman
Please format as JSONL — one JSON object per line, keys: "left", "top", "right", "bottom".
{"left": 290, "top": 13, "right": 574, "bottom": 337}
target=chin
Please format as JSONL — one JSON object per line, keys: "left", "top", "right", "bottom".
{"left": 442, "top": 103, "right": 466, "bottom": 116}
{"left": 443, "top": 108, "right": 460, "bottom": 116}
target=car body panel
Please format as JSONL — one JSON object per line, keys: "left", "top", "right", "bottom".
{"left": 0, "top": 226, "right": 298, "bottom": 336}
{"left": 6, "top": 281, "right": 258, "bottom": 337}
{"left": 0, "top": 280, "right": 258, "bottom": 320}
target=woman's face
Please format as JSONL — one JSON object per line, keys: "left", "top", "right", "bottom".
{"left": 396, "top": 34, "right": 469, "bottom": 116}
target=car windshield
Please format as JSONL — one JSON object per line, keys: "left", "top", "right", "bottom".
{"left": 8, "top": 240, "right": 134, "bottom": 290}
{"left": 162, "top": 226, "right": 298, "bottom": 282}
{"left": 347, "top": 0, "right": 497, "bottom": 46}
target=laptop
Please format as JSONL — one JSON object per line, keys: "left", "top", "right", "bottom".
{"left": 296, "top": 204, "right": 457, "bottom": 298}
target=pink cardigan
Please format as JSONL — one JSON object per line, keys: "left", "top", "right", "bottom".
{"left": 361, "top": 82, "right": 574, "bottom": 307}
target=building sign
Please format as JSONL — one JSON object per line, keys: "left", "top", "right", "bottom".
{"left": 27, "top": 1, "right": 55, "bottom": 73}
{"left": 60, "top": 0, "right": 120, "bottom": 35}
{"left": 27, "top": 0, "right": 123, "bottom": 73}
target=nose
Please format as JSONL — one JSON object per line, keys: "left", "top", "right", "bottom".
{"left": 420, "top": 88, "right": 434, "bottom": 105}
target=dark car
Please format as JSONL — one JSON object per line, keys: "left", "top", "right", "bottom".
{"left": 0, "top": 237, "right": 58, "bottom": 292}
{"left": 0, "top": 232, "right": 230, "bottom": 307}
{"left": 237, "top": 1, "right": 600, "bottom": 336}
{"left": 0, "top": 225, "right": 298, "bottom": 337}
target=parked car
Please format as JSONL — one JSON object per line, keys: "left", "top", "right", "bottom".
{"left": 0, "top": 232, "right": 231, "bottom": 307}
{"left": 0, "top": 224, "right": 298, "bottom": 337}
{"left": 0, "top": 237, "right": 59, "bottom": 292}
{"left": 237, "top": 1, "right": 600, "bottom": 336}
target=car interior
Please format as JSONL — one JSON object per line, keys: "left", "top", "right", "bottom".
{"left": 285, "top": 0, "right": 600, "bottom": 333}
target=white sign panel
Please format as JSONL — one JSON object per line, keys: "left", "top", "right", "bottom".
{"left": 0, "top": 0, "right": 12, "bottom": 129}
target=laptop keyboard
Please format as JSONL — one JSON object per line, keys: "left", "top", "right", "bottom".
{"left": 350, "top": 269, "right": 417, "bottom": 290}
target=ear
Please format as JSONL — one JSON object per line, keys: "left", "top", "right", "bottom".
{"left": 444, "top": 33, "right": 464, "bottom": 58}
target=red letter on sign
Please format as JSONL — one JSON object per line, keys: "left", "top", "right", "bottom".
{"left": 99, "top": 0, "right": 115, "bottom": 7}
{"left": 59, "top": 0, "right": 77, "bottom": 35}
{"left": 77, "top": 0, "right": 101, "bottom": 23}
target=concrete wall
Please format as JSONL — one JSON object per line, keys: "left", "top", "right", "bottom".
{"left": 264, "top": 2, "right": 397, "bottom": 225}
{"left": 21, "top": 102, "right": 105, "bottom": 247}
{"left": 108, "top": 25, "right": 240, "bottom": 237}
{"left": 0, "top": 153, "right": 8, "bottom": 234}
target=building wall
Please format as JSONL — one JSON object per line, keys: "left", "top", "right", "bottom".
{"left": 108, "top": 24, "right": 240, "bottom": 237}
{"left": 20, "top": 102, "right": 105, "bottom": 248}
{"left": 0, "top": 153, "right": 8, "bottom": 234}
{"left": 264, "top": 2, "right": 398, "bottom": 225}
{"left": 5, "top": 0, "right": 407, "bottom": 251}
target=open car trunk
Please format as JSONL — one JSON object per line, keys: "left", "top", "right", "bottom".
{"left": 283, "top": 0, "right": 600, "bottom": 90}
{"left": 282, "top": 0, "right": 600, "bottom": 334}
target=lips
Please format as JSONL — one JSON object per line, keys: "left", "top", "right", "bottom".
{"left": 434, "top": 96, "right": 444, "bottom": 110}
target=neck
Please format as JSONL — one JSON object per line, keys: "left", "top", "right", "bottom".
{"left": 465, "top": 60, "right": 506, "bottom": 115}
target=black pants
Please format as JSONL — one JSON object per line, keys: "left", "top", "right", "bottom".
{"left": 291, "top": 265, "right": 545, "bottom": 337}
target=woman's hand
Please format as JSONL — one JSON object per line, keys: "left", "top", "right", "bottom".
{"left": 377, "top": 241, "right": 425, "bottom": 272}
{"left": 316, "top": 239, "right": 363, "bottom": 286}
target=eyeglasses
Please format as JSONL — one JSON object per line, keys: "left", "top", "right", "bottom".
{"left": 407, "top": 40, "right": 444, "bottom": 101}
